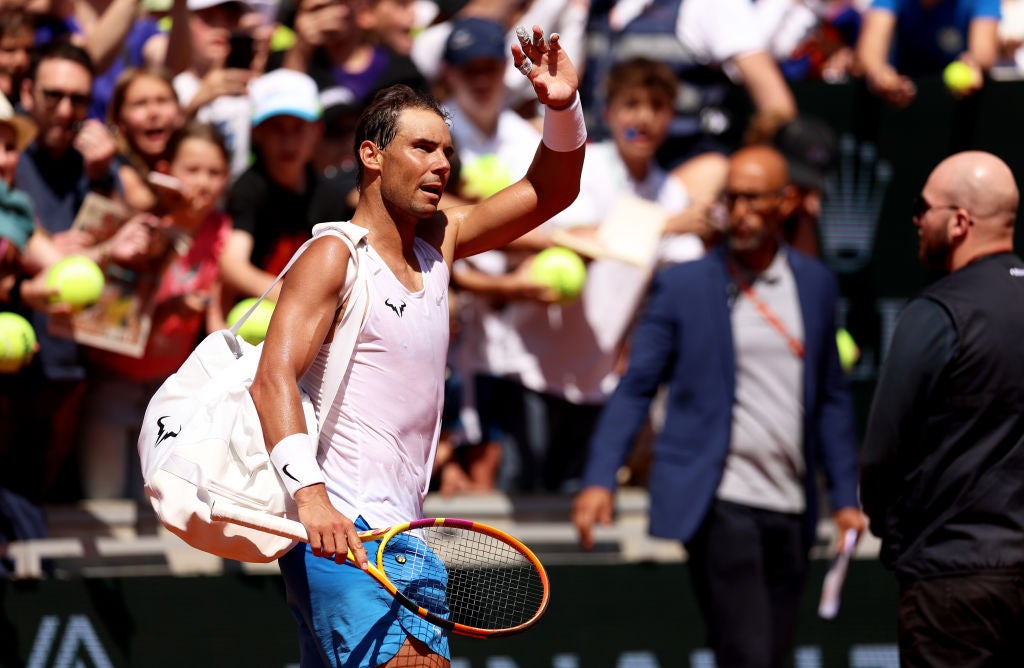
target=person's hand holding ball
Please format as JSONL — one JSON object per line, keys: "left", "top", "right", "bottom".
{"left": 529, "top": 247, "right": 587, "bottom": 303}
{"left": 45, "top": 255, "right": 105, "bottom": 309}
{"left": 943, "top": 60, "right": 982, "bottom": 98}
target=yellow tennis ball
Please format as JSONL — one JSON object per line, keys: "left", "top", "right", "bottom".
{"left": 269, "top": 25, "right": 296, "bottom": 52}
{"left": 461, "top": 154, "right": 513, "bottom": 200}
{"left": 46, "top": 255, "right": 105, "bottom": 308}
{"left": 836, "top": 328, "right": 860, "bottom": 373}
{"left": 227, "top": 298, "right": 275, "bottom": 345}
{"left": 943, "top": 61, "right": 975, "bottom": 94}
{"left": 0, "top": 312, "right": 36, "bottom": 373}
{"left": 530, "top": 247, "right": 587, "bottom": 302}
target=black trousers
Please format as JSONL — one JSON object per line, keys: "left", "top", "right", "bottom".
{"left": 684, "top": 499, "right": 809, "bottom": 668}
{"left": 898, "top": 573, "right": 1024, "bottom": 667}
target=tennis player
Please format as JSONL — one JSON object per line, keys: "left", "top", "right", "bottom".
{"left": 247, "top": 26, "right": 585, "bottom": 668}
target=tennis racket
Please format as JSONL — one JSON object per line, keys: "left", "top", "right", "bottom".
{"left": 209, "top": 501, "right": 550, "bottom": 638}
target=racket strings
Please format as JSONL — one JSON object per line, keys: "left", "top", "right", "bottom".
{"left": 380, "top": 527, "right": 546, "bottom": 632}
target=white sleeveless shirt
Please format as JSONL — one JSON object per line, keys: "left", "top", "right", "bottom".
{"left": 301, "top": 236, "right": 450, "bottom": 528}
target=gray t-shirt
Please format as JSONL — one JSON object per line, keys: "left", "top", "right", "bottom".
{"left": 718, "top": 249, "right": 806, "bottom": 513}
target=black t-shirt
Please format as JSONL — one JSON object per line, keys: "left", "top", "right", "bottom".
{"left": 227, "top": 162, "right": 357, "bottom": 274}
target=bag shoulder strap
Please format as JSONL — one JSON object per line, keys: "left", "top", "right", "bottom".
{"left": 228, "top": 221, "right": 368, "bottom": 334}
{"left": 228, "top": 221, "right": 371, "bottom": 435}
{"left": 308, "top": 222, "right": 371, "bottom": 434}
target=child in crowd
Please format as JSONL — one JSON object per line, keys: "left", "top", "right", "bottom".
{"left": 108, "top": 67, "right": 184, "bottom": 212}
{"left": 171, "top": 0, "right": 260, "bottom": 177}
{"left": 221, "top": 69, "right": 354, "bottom": 303}
{"left": 0, "top": 10, "right": 35, "bottom": 103}
{"left": 77, "top": 121, "right": 233, "bottom": 499}
{"left": 497, "top": 57, "right": 712, "bottom": 492}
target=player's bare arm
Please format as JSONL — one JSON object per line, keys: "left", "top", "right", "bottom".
{"left": 438, "top": 25, "right": 586, "bottom": 263}
{"left": 248, "top": 235, "right": 368, "bottom": 568}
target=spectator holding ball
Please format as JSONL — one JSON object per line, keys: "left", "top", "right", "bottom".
{"left": 855, "top": 0, "right": 1001, "bottom": 107}
{"left": 76, "top": 121, "right": 234, "bottom": 500}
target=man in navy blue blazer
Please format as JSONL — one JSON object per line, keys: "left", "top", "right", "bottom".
{"left": 573, "top": 145, "right": 865, "bottom": 668}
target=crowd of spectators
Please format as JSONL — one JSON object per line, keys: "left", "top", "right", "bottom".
{"left": 0, "top": 0, "right": 1019, "bottom": 511}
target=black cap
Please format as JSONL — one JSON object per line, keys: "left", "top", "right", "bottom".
{"left": 443, "top": 17, "right": 506, "bottom": 67}
{"left": 773, "top": 115, "right": 838, "bottom": 192}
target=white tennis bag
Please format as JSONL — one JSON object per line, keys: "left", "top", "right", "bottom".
{"left": 137, "top": 222, "right": 369, "bottom": 562}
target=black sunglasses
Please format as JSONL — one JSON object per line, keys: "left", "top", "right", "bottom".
{"left": 911, "top": 193, "right": 959, "bottom": 220}
{"left": 722, "top": 187, "right": 785, "bottom": 209}
{"left": 40, "top": 88, "right": 91, "bottom": 111}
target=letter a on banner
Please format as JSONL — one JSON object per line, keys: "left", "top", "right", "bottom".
{"left": 27, "top": 615, "right": 113, "bottom": 668}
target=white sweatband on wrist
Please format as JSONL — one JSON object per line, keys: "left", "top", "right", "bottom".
{"left": 542, "top": 93, "right": 587, "bottom": 152}
{"left": 269, "top": 433, "right": 325, "bottom": 497}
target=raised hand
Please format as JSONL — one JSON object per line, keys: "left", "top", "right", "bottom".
{"left": 511, "top": 25, "right": 579, "bottom": 110}
{"left": 73, "top": 120, "right": 117, "bottom": 182}
{"left": 189, "top": 67, "right": 252, "bottom": 113}
{"left": 106, "top": 213, "right": 164, "bottom": 266}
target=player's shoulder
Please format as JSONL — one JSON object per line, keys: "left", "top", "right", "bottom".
{"left": 306, "top": 227, "right": 357, "bottom": 264}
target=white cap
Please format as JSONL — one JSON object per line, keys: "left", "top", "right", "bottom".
{"left": 249, "top": 69, "right": 322, "bottom": 126}
{"left": 0, "top": 92, "right": 35, "bottom": 151}
{"left": 186, "top": 0, "right": 252, "bottom": 12}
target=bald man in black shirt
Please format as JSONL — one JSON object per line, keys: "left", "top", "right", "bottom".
{"left": 860, "top": 150, "right": 1024, "bottom": 667}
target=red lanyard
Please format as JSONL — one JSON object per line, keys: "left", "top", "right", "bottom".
{"left": 728, "top": 265, "right": 805, "bottom": 360}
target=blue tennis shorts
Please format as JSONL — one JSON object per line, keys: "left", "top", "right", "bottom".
{"left": 278, "top": 516, "right": 451, "bottom": 668}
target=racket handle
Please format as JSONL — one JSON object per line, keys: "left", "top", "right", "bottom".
{"left": 210, "top": 500, "right": 309, "bottom": 542}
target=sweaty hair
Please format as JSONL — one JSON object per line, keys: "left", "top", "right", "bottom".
{"left": 28, "top": 39, "right": 95, "bottom": 81}
{"left": 165, "top": 120, "right": 230, "bottom": 167}
{"left": 353, "top": 84, "right": 450, "bottom": 185}
{"left": 604, "top": 57, "right": 677, "bottom": 106}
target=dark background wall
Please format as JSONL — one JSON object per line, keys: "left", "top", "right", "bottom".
{"left": 783, "top": 76, "right": 1024, "bottom": 426}
{"left": 2, "top": 560, "right": 897, "bottom": 667}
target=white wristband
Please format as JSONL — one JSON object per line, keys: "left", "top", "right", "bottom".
{"left": 542, "top": 93, "right": 587, "bottom": 152}
{"left": 269, "top": 433, "right": 324, "bottom": 498}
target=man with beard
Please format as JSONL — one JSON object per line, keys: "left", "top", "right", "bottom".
{"left": 12, "top": 41, "right": 150, "bottom": 501}
{"left": 860, "top": 151, "right": 1024, "bottom": 666}
{"left": 574, "top": 144, "right": 864, "bottom": 668}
